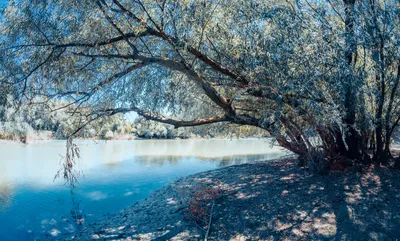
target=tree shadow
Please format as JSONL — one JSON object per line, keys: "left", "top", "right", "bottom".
{"left": 66, "top": 158, "right": 400, "bottom": 240}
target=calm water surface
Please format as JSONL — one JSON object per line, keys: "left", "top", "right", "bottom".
{"left": 0, "top": 139, "right": 288, "bottom": 240}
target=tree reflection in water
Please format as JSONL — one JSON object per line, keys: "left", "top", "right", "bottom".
{"left": 69, "top": 194, "right": 85, "bottom": 228}
{"left": 135, "top": 152, "right": 286, "bottom": 168}
{"left": 0, "top": 183, "right": 14, "bottom": 213}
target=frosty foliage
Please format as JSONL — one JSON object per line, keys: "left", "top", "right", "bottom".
{"left": 0, "top": 0, "right": 399, "bottom": 163}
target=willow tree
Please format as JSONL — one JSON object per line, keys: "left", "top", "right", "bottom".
{"left": 1, "top": 0, "right": 399, "bottom": 170}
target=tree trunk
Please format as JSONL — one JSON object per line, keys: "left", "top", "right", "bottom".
{"left": 384, "top": 64, "right": 400, "bottom": 153}
{"left": 373, "top": 35, "right": 386, "bottom": 162}
{"left": 343, "top": 0, "right": 359, "bottom": 160}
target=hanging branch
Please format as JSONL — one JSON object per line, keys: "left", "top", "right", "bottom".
{"left": 54, "top": 138, "right": 82, "bottom": 192}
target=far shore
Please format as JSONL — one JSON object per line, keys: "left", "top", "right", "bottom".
{"left": 63, "top": 156, "right": 400, "bottom": 241}
{"left": 0, "top": 133, "right": 270, "bottom": 144}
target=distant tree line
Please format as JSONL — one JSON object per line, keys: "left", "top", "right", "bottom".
{"left": 0, "top": 94, "right": 268, "bottom": 141}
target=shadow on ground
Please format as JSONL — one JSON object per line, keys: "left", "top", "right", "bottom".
{"left": 67, "top": 158, "right": 400, "bottom": 240}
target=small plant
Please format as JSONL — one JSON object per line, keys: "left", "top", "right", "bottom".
{"left": 183, "top": 179, "right": 222, "bottom": 240}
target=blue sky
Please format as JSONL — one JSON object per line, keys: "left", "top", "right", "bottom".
{"left": 0, "top": 0, "right": 7, "bottom": 9}
{"left": 0, "top": 0, "right": 7, "bottom": 8}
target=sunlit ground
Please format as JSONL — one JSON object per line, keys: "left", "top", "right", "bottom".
{"left": 73, "top": 157, "right": 400, "bottom": 241}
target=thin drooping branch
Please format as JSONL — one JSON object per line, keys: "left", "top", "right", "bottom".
{"left": 64, "top": 58, "right": 151, "bottom": 101}
{"left": 74, "top": 54, "right": 289, "bottom": 112}
{"left": 4, "top": 30, "right": 156, "bottom": 51}
{"left": 130, "top": 107, "right": 228, "bottom": 128}
{"left": 110, "top": 0, "right": 250, "bottom": 86}
{"left": 246, "top": 85, "right": 328, "bottom": 111}
{"left": 185, "top": 46, "right": 249, "bottom": 86}
{"left": 55, "top": 50, "right": 235, "bottom": 116}
{"left": 8, "top": 1, "right": 253, "bottom": 107}
{"left": 73, "top": 106, "right": 229, "bottom": 129}
{"left": 73, "top": 53, "right": 136, "bottom": 59}
{"left": 133, "top": 107, "right": 269, "bottom": 131}
{"left": 54, "top": 138, "right": 81, "bottom": 189}
{"left": 134, "top": 56, "right": 235, "bottom": 114}
{"left": 15, "top": 48, "right": 55, "bottom": 86}
{"left": 70, "top": 103, "right": 269, "bottom": 132}
{"left": 96, "top": 0, "right": 139, "bottom": 55}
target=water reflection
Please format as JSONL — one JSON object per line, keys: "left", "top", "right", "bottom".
{"left": 135, "top": 152, "right": 285, "bottom": 168}
{"left": 0, "top": 182, "right": 14, "bottom": 213}
{"left": 0, "top": 139, "right": 289, "bottom": 240}
{"left": 213, "top": 153, "right": 285, "bottom": 167}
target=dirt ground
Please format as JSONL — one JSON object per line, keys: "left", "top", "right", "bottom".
{"left": 65, "top": 157, "right": 400, "bottom": 241}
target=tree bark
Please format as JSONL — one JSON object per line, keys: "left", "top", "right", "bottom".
{"left": 343, "top": 0, "right": 359, "bottom": 159}
{"left": 384, "top": 64, "right": 400, "bottom": 153}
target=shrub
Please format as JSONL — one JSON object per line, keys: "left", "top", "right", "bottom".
{"left": 104, "top": 130, "right": 114, "bottom": 140}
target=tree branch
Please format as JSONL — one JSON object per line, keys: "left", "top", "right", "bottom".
{"left": 96, "top": 0, "right": 139, "bottom": 55}
{"left": 97, "top": 106, "right": 229, "bottom": 128}
{"left": 71, "top": 52, "right": 235, "bottom": 114}
{"left": 135, "top": 56, "right": 235, "bottom": 114}
{"left": 110, "top": 0, "right": 249, "bottom": 86}
{"left": 5, "top": 30, "right": 156, "bottom": 50}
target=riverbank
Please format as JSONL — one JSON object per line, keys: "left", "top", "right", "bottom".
{"left": 0, "top": 131, "right": 139, "bottom": 143}
{"left": 65, "top": 157, "right": 400, "bottom": 241}
{"left": 0, "top": 132, "right": 267, "bottom": 143}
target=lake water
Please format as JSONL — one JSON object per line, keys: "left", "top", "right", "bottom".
{"left": 0, "top": 139, "right": 288, "bottom": 240}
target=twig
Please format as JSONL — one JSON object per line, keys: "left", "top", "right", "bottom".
{"left": 195, "top": 222, "right": 206, "bottom": 233}
{"left": 204, "top": 200, "right": 215, "bottom": 241}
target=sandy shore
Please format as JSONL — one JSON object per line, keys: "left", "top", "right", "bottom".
{"left": 65, "top": 157, "right": 400, "bottom": 241}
